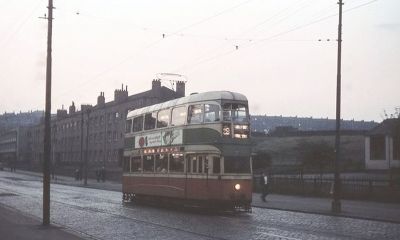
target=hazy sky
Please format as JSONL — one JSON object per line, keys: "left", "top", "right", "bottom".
{"left": 0, "top": 0, "right": 399, "bottom": 122}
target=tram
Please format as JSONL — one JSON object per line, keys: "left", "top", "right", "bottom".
{"left": 122, "top": 91, "right": 252, "bottom": 211}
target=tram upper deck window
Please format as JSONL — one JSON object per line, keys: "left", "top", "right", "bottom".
{"left": 171, "top": 106, "right": 187, "bottom": 126}
{"left": 132, "top": 116, "right": 143, "bottom": 132}
{"left": 144, "top": 112, "right": 156, "bottom": 130}
{"left": 157, "top": 109, "right": 170, "bottom": 128}
{"left": 188, "top": 104, "right": 203, "bottom": 124}
{"left": 204, "top": 104, "right": 220, "bottom": 123}
{"left": 223, "top": 103, "right": 248, "bottom": 122}
{"left": 224, "top": 156, "right": 251, "bottom": 174}
{"left": 125, "top": 119, "right": 132, "bottom": 133}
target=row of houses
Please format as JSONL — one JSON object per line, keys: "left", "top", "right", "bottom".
{"left": 0, "top": 80, "right": 185, "bottom": 175}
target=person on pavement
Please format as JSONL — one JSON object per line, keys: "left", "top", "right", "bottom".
{"left": 260, "top": 172, "right": 269, "bottom": 202}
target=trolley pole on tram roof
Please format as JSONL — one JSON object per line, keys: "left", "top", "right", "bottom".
{"left": 332, "top": 0, "right": 343, "bottom": 213}
{"left": 41, "top": 0, "right": 54, "bottom": 226}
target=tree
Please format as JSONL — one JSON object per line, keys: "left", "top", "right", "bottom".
{"left": 297, "top": 140, "right": 334, "bottom": 178}
{"left": 381, "top": 107, "right": 400, "bottom": 120}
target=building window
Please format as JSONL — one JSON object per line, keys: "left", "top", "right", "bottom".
{"left": 370, "top": 135, "right": 385, "bottom": 160}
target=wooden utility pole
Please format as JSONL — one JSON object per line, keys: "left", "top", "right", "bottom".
{"left": 42, "top": 0, "right": 54, "bottom": 226}
{"left": 332, "top": 0, "right": 343, "bottom": 213}
{"left": 84, "top": 108, "right": 91, "bottom": 186}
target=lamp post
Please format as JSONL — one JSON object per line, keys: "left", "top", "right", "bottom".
{"left": 84, "top": 107, "right": 91, "bottom": 186}
{"left": 332, "top": 0, "right": 343, "bottom": 213}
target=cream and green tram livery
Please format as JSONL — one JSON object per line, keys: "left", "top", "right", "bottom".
{"left": 122, "top": 91, "right": 252, "bottom": 210}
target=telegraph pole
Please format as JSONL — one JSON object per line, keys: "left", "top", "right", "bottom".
{"left": 84, "top": 108, "right": 91, "bottom": 186}
{"left": 42, "top": 0, "right": 54, "bottom": 226}
{"left": 332, "top": 0, "right": 343, "bottom": 213}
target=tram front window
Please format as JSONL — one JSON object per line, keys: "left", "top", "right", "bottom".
{"left": 224, "top": 156, "right": 251, "bottom": 174}
{"left": 223, "top": 103, "right": 248, "bottom": 123}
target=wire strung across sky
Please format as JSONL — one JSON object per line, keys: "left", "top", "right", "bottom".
{"left": 51, "top": 0, "right": 379, "bottom": 105}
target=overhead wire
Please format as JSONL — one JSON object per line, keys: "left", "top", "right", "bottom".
{"left": 53, "top": 0, "right": 257, "bottom": 104}
{"left": 171, "top": 0, "right": 316, "bottom": 73}
{"left": 0, "top": 0, "right": 43, "bottom": 49}
{"left": 174, "top": 0, "right": 379, "bottom": 74}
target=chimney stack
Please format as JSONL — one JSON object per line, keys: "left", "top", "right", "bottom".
{"left": 97, "top": 92, "right": 105, "bottom": 107}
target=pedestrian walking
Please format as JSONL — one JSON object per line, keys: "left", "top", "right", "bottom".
{"left": 260, "top": 172, "right": 269, "bottom": 202}
{"left": 96, "top": 169, "right": 100, "bottom": 182}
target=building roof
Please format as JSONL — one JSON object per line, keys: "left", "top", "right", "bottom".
{"left": 127, "top": 91, "right": 247, "bottom": 118}
{"left": 368, "top": 118, "right": 400, "bottom": 136}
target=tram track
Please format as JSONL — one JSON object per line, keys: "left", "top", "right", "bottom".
{"left": 0, "top": 183, "right": 229, "bottom": 240}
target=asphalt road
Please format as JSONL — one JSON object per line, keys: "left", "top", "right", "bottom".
{"left": 0, "top": 171, "right": 399, "bottom": 240}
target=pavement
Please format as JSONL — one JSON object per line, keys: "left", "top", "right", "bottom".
{"left": 0, "top": 204, "right": 85, "bottom": 240}
{"left": 3, "top": 169, "right": 400, "bottom": 227}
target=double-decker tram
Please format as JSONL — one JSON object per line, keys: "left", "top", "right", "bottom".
{"left": 122, "top": 91, "right": 252, "bottom": 211}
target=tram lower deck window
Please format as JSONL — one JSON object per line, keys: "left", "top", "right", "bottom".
{"left": 132, "top": 156, "right": 142, "bottom": 172}
{"left": 143, "top": 155, "right": 154, "bottom": 172}
{"left": 169, "top": 153, "right": 184, "bottom": 172}
{"left": 224, "top": 156, "right": 251, "bottom": 173}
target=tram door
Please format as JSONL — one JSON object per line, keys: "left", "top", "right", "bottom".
{"left": 185, "top": 154, "right": 210, "bottom": 200}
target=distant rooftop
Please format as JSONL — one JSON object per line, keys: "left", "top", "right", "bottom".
{"left": 251, "top": 115, "right": 378, "bottom": 133}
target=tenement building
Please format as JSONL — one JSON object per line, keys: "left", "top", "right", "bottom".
{"left": 30, "top": 80, "right": 185, "bottom": 178}
{"left": 0, "top": 127, "right": 32, "bottom": 168}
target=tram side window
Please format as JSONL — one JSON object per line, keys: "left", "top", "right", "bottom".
{"left": 131, "top": 156, "right": 142, "bottom": 172}
{"left": 143, "top": 155, "right": 154, "bottom": 172}
{"left": 186, "top": 156, "right": 192, "bottom": 173}
{"left": 224, "top": 156, "right": 251, "bottom": 173}
{"left": 157, "top": 109, "right": 170, "bottom": 128}
{"left": 144, "top": 113, "right": 156, "bottom": 130}
{"left": 169, "top": 153, "right": 184, "bottom": 172}
{"left": 123, "top": 156, "right": 130, "bottom": 172}
{"left": 155, "top": 154, "right": 168, "bottom": 173}
{"left": 125, "top": 119, "right": 132, "bottom": 133}
{"left": 188, "top": 104, "right": 203, "bottom": 124}
{"left": 132, "top": 116, "right": 143, "bottom": 132}
{"left": 204, "top": 104, "right": 221, "bottom": 123}
{"left": 198, "top": 156, "right": 204, "bottom": 173}
{"left": 171, "top": 106, "right": 187, "bottom": 126}
{"left": 213, "top": 157, "right": 221, "bottom": 174}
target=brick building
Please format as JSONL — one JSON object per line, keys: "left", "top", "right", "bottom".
{"left": 30, "top": 80, "right": 185, "bottom": 177}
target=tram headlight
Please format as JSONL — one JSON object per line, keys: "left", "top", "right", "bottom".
{"left": 234, "top": 183, "right": 241, "bottom": 191}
